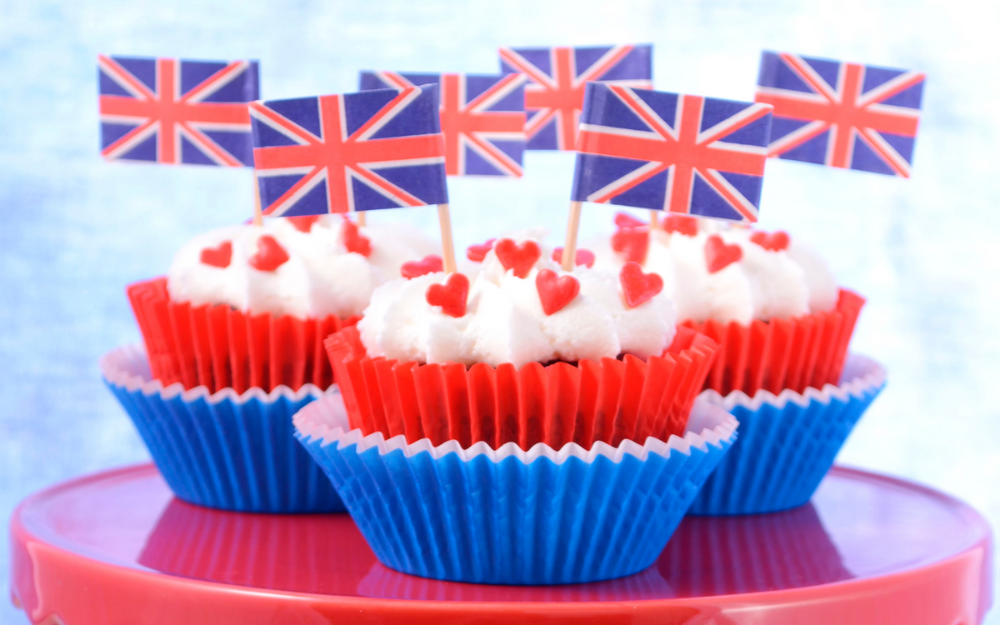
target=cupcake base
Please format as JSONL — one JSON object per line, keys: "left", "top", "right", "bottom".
{"left": 688, "top": 354, "right": 885, "bottom": 515}
{"left": 685, "top": 288, "right": 865, "bottom": 396}
{"left": 325, "top": 325, "right": 718, "bottom": 451}
{"left": 102, "top": 344, "right": 346, "bottom": 513}
{"left": 128, "top": 277, "right": 357, "bottom": 394}
{"left": 294, "top": 395, "right": 737, "bottom": 585}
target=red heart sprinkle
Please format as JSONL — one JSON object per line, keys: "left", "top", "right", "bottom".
{"left": 341, "top": 218, "right": 372, "bottom": 257}
{"left": 750, "top": 230, "right": 791, "bottom": 252}
{"left": 551, "top": 247, "right": 595, "bottom": 268}
{"left": 248, "top": 235, "right": 290, "bottom": 272}
{"left": 199, "top": 241, "right": 232, "bottom": 268}
{"left": 614, "top": 212, "right": 647, "bottom": 229}
{"left": 466, "top": 238, "right": 496, "bottom": 262}
{"left": 536, "top": 269, "right": 580, "bottom": 315}
{"left": 619, "top": 261, "right": 664, "bottom": 308}
{"left": 288, "top": 215, "right": 321, "bottom": 233}
{"left": 425, "top": 273, "right": 470, "bottom": 318}
{"left": 704, "top": 235, "right": 743, "bottom": 273}
{"left": 494, "top": 238, "right": 542, "bottom": 278}
{"left": 401, "top": 254, "right": 444, "bottom": 279}
{"left": 663, "top": 214, "right": 699, "bottom": 237}
{"left": 611, "top": 227, "right": 650, "bottom": 264}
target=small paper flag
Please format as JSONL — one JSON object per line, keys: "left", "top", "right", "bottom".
{"left": 360, "top": 72, "right": 527, "bottom": 177}
{"left": 499, "top": 44, "right": 652, "bottom": 151}
{"left": 248, "top": 86, "right": 448, "bottom": 217}
{"left": 571, "top": 82, "right": 773, "bottom": 223}
{"left": 756, "top": 51, "right": 925, "bottom": 177}
{"left": 98, "top": 55, "right": 259, "bottom": 166}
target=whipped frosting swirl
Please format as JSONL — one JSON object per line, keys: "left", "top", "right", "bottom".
{"left": 167, "top": 216, "right": 438, "bottom": 319}
{"left": 590, "top": 216, "right": 839, "bottom": 325}
{"left": 358, "top": 235, "right": 678, "bottom": 369}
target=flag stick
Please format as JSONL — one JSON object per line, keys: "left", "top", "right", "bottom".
{"left": 252, "top": 172, "right": 263, "bottom": 226}
{"left": 561, "top": 201, "right": 583, "bottom": 272}
{"left": 356, "top": 212, "right": 367, "bottom": 227}
{"left": 649, "top": 210, "right": 659, "bottom": 229}
{"left": 437, "top": 203, "right": 457, "bottom": 273}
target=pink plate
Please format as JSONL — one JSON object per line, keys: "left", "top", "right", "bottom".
{"left": 9, "top": 464, "right": 993, "bottom": 624}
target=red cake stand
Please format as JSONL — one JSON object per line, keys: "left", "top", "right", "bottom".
{"left": 9, "top": 464, "right": 992, "bottom": 625}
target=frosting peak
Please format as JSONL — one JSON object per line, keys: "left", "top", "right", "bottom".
{"left": 358, "top": 236, "right": 678, "bottom": 369}
{"left": 167, "top": 216, "right": 438, "bottom": 319}
{"left": 591, "top": 214, "right": 839, "bottom": 325}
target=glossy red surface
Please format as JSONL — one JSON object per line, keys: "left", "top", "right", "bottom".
{"left": 9, "top": 464, "right": 993, "bottom": 624}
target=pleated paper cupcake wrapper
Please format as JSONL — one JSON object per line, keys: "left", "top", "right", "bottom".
{"left": 359, "top": 501, "right": 848, "bottom": 598}
{"left": 101, "top": 344, "right": 346, "bottom": 513}
{"left": 688, "top": 353, "right": 885, "bottom": 516}
{"left": 128, "top": 277, "right": 358, "bottom": 394}
{"left": 325, "top": 325, "right": 718, "bottom": 452}
{"left": 294, "top": 395, "right": 738, "bottom": 585}
{"left": 683, "top": 288, "right": 865, "bottom": 397}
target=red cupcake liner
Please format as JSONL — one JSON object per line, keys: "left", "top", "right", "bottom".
{"left": 127, "top": 277, "right": 358, "bottom": 394}
{"left": 324, "top": 325, "right": 719, "bottom": 451}
{"left": 683, "top": 288, "right": 865, "bottom": 396}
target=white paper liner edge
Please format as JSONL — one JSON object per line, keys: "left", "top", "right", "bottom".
{"left": 99, "top": 344, "right": 332, "bottom": 405}
{"left": 294, "top": 395, "right": 739, "bottom": 466}
{"left": 699, "top": 353, "right": 886, "bottom": 412}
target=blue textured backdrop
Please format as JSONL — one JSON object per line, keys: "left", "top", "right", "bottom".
{"left": 2, "top": 1, "right": 999, "bottom": 622}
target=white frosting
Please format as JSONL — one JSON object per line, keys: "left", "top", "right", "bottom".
{"left": 786, "top": 238, "right": 839, "bottom": 313}
{"left": 364, "top": 221, "right": 441, "bottom": 282}
{"left": 167, "top": 216, "right": 438, "bottom": 319}
{"left": 358, "top": 236, "right": 678, "bottom": 369}
{"left": 590, "top": 220, "right": 839, "bottom": 325}
{"left": 670, "top": 231, "right": 756, "bottom": 325}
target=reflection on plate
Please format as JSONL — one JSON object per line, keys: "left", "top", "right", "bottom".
{"left": 659, "top": 503, "right": 851, "bottom": 596}
{"left": 140, "top": 497, "right": 848, "bottom": 599}
{"left": 139, "top": 499, "right": 376, "bottom": 596}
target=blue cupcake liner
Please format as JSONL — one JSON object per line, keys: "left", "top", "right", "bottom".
{"left": 689, "top": 353, "right": 885, "bottom": 516}
{"left": 294, "top": 396, "right": 738, "bottom": 585}
{"left": 101, "top": 344, "right": 346, "bottom": 513}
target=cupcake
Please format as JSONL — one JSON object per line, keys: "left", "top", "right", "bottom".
{"left": 690, "top": 354, "right": 885, "bottom": 514}
{"left": 103, "top": 215, "right": 438, "bottom": 512}
{"left": 129, "top": 215, "right": 438, "bottom": 394}
{"left": 325, "top": 233, "right": 719, "bottom": 451}
{"left": 591, "top": 213, "right": 863, "bottom": 396}
{"left": 293, "top": 386, "right": 738, "bottom": 584}
{"left": 101, "top": 344, "right": 344, "bottom": 512}
{"left": 591, "top": 213, "right": 881, "bottom": 514}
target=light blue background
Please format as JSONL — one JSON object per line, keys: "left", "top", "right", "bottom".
{"left": 2, "top": 0, "right": 998, "bottom": 622}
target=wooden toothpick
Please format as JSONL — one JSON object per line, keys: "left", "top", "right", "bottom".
{"left": 561, "top": 201, "right": 583, "bottom": 271}
{"left": 252, "top": 172, "right": 263, "bottom": 226}
{"left": 437, "top": 203, "right": 457, "bottom": 273}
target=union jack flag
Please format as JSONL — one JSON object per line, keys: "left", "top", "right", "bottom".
{"left": 249, "top": 86, "right": 448, "bottom": 216}
{"left": 98, "top": 55, "right": 259, "bottom": 166}
{"left": 360, "top": 72, "right": 527, "bottom": 177}
{"left": 499, "top": 44, "right": 651, "bottom": 151}
{"left": 756, "top": 52, "right": 925, "bottom": 177}
{"left": 571, "top": 83, "right": 773, "bottom": 223}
